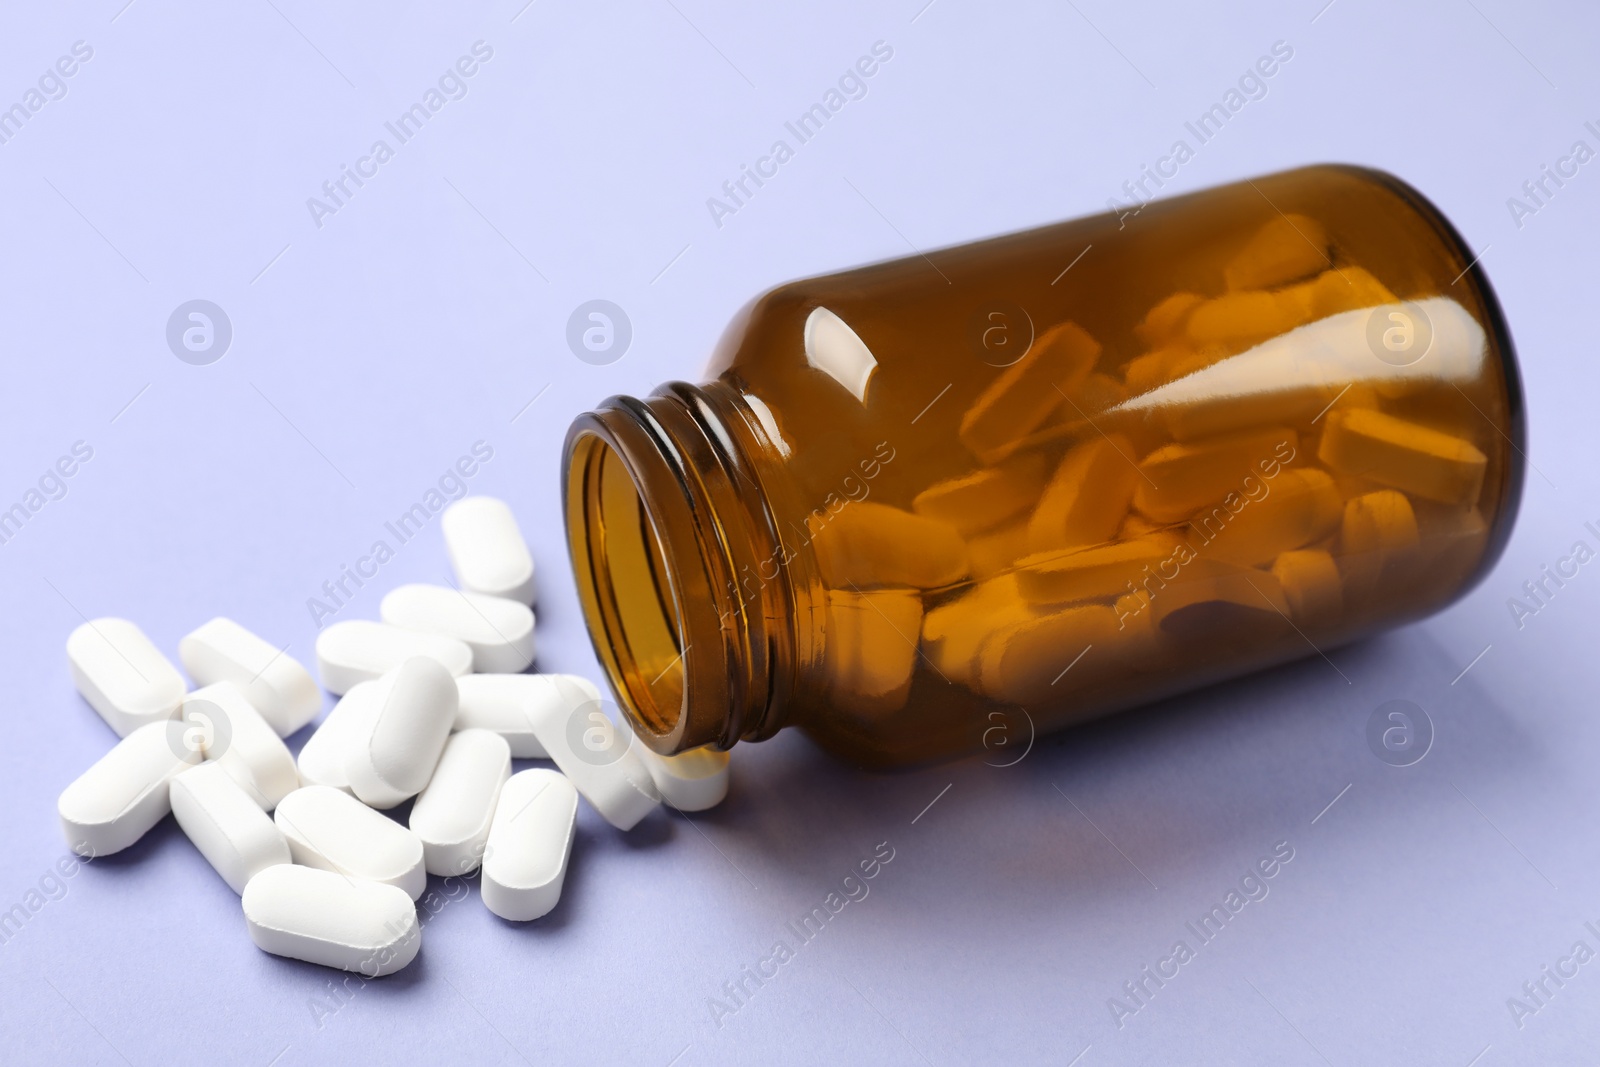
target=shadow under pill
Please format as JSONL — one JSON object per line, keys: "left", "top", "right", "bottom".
{"left": 77, "top": 814, "right": 185, "bottom": 869}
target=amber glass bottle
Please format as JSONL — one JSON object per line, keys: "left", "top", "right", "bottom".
{"left": 562, "top": 165, "right": 1524, "bottom": 768}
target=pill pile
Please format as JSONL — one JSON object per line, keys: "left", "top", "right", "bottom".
{"left": 55, "top": 496, "right": 729, "bottom": 975}
{"left": 808, "top": 213, "right": 1495, "bottom": 715}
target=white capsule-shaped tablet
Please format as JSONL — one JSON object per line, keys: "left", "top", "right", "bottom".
{"left": 529, "top": 679, "right": 659, "bottom": 831}
{"left": 242, "top": 865, "right": 420, "bottom": 976}
{"left": 273, "top": 785, "right": 426, "bottom": 900}
{"left": 343, "top": 657, "right": 458, "bottom": 810}
{"left": 442, "top": 496, "right": 537, "bottom": 605}
{"left": 380, "top": 584, "right": 536, "bottom": 674}
{"left": 178, "top": 617, "right": 321, "bottom": 737}
{"left": 170, "top": 762, "right": 291, "bottom": 894}
{"left": 295, "top": 682, "right": 377, "bottom": 794}
{"left": 482, "top": 769, "right": 577, "bottom": 921}
{"left": 638, "top": 745, "right": 731, "bottom": 812}
{"left": 409, "top": 729, "right": 511, "bottom": 876}
{"left": 455, "top": 673, "right": 602, "bottom": 758}
{"left": 58, "top": 721, "right": 200, "bottom": 856}
{"left": 66, "top": 618, "right": 187, "bottom": 738}
{"left": 314, "top": 620, "right": 473, "bottom": 696}
{"left": 183, "top": 683, "right": 299, "bottom": 811}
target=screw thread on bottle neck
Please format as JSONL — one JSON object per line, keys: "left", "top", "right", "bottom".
{"left": 563, "top": 381, "right": 801, "bottom": 754}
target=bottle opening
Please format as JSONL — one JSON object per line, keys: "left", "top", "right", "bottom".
{"left": 564, "top": 384, "right": 798, "bottom": 756}
{"left": 566, "top": 431, "right": 687, "bottom": 740}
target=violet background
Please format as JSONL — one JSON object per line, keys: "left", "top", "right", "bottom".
{"left": 2, "top": 1, "right": 1598, "bottom": 1063}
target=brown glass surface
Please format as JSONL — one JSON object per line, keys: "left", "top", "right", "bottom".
{"left": 565, "top": 165, "right": 1524, "bottom": 768}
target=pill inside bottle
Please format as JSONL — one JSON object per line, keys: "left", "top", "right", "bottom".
{"left": 562, "top": 164, "right": 1524, "bottom": 768}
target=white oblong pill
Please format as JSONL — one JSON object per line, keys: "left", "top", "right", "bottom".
{"left": 529, "top": 679, "right": 659, "bottom": 831}
{"left": 409, "top": 729, "right": 511, "bottom": 876}
{"left": 482, "top": 768, "right": 578, "bottom": 922}
{"left": 442, "top": 496, "right": 537, "bottom": 605}
{"left": 170, "top": 762, "right": 291, "bottom": 894}
{"left": 454, "top": 673, "right": 600, "bottom": 758}
{"left": 178, "top": 617, "right": 321, "bottom": 737}
{"left": 314, "top": 620, "right": 473, "bottom": 696}
{"left": 379, "top": 584, "right": 536, "bottom": 674}
{"left": 455, "top": 674, "right": 546, "bottom": 758}
{"left": 295, "top": 682, "right": 378, "bottom": 794}
{"left": 58, "top": 721, "right": 200, "bottom": 856}
{"left": 242, "top": 865, "right": 419, "bottom": 976}
{"left": 273, "top": 785, "right": 426, "bottom": 900}
{"left": 637, "top": 745, "right": 731, "bottom": 812}
{"left": 66, "top": 618, "right": 186, "bottom": 738}
{"left": 183, "top": 683, "right": 299, "bottom": 810}
{"left": 343, "top": 657, "right": 458, "bottom": 810}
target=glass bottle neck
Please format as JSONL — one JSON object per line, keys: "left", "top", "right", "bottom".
{"left": 562, "top": 380, "right": 801, "bottom": 754}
